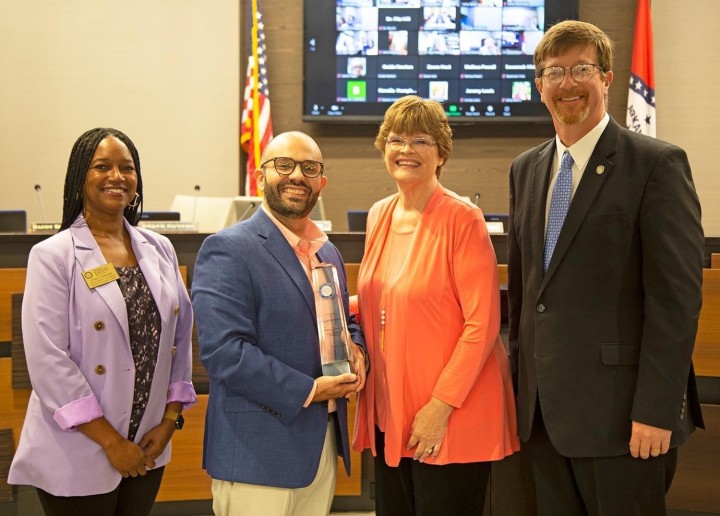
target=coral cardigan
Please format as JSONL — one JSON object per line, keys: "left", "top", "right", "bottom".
{"left": 353, "top": 185, "right": 519, "bottom": 466}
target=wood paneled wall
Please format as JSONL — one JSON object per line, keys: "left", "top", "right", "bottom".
{"left": 248, "top": 0, "right": 635, "bottom": 231}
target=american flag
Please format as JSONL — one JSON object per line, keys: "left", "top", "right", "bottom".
{"left": 626, "top": 0, "right": 655, "bottom": 137}
{"left": 241, "top": 0, "right": 273, "bottom": 196}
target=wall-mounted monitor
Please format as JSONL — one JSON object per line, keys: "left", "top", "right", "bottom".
{"left": 303, "top": 0, "right": 578, "bottom": 124}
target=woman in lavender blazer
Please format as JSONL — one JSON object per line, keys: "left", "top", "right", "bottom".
{"left": 9, "top": 128, "right": 196, "bottom": 515}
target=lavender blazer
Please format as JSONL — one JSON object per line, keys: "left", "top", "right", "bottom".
{"left": 9, "top": 215, "right": 196, "bottom": 496}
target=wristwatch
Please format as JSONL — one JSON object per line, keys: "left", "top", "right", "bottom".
{"left": 163, "top": 410, "right": 185, "bottom": 430}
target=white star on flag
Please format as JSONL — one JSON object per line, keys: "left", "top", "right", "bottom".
{"left": 627, "top": 0, "right": 656, "bottom": 137}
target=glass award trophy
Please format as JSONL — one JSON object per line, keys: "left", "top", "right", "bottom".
{"left": 312, "top": 263, "right": 352, "bottom": 376}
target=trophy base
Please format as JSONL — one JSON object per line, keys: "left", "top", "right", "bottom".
{"left": 322, "top": 360, "right": 352, "bottom": 376}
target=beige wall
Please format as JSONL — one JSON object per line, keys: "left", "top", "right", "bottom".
{"left": 0, "top": 0, "right": 717, "bottom": 235}
{"left": 0, "top": 0, "right": 239, "bottom": 223}
{"left": 654, "top": 0, "right": 720, "bottom": 236}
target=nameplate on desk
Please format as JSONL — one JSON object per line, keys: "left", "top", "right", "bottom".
{"left": 138, "top": 221, "right": 198, "bottom": 233}
{"left": 485, "top": 221, "right": 505, "bottom": 234}
{"left": 30, "top": 222, "right": 61, "bottom": 233}
{"left": 313, "top": 220, "right": 333, "bottom": 232}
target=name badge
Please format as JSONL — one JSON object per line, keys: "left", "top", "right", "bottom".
{"left": 82, "top": 263, "right": 120, "bottom": 289}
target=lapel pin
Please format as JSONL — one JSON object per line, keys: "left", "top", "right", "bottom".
{"left": 596, "top": 165, "right": 605, "bottom": 175}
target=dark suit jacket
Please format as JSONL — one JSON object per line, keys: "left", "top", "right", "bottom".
{"left": 192, "top": 208, "right": 365, "bottom": 488}
{"left": 507, "top": 117, "right": 704, "bottom": 458}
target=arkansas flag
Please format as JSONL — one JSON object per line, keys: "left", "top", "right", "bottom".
{"left": 241, "top": 0, "right": 273, "bottom": 196}
{"left": 626, "top": 0, "right": 655, "bottom": 137}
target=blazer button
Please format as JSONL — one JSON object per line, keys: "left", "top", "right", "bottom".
{"left": 94, "top": 321, "right": 105, "bottom": 331}
{"left": 174, "top": 305, "right": 180, "bottom": 315}
{"left": 536, "top": 304, "right": 546, "bottom": 313}
{"left": 172, "top": 346, "right": 177, "bottom": 356}
{"left": 95, "top": 365, "right": 106, "bottom": 375}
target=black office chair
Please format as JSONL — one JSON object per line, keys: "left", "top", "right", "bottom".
{"left": 347, "top": 210, "right": 368, "bottom": 232}
{"left": 0, "top": 210, "right": 27, "bottom": 233}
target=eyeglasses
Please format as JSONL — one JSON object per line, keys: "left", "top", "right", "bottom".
{"left": 385, "top": 135, "right": 437, "bottom": 149}
{"left": 538, "top": 64, "right": 603, "bottom": 84}
{"left": 260, "top": 157, "right": 324, "bottom": 178}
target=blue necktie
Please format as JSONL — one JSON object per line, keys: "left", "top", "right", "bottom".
{"left": 543, "top": 151, "right": 573, "bottom": 272}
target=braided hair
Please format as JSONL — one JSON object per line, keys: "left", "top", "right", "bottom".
{"left": 60, "top": 128, "right": 143, "bottom": 230}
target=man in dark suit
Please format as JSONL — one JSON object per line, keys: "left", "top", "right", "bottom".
{"left": 507, "top": 20, "right": 704, "bottom": 514}
{"left": 192, "top": 131, "right": 366, "bottom": 516}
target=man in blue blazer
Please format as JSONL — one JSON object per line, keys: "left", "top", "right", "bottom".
{"left": 508, "top": 21, "right": 704, "bottom": 514}
{"left": 192, "top": 131, "right": 366, "bottom": 516}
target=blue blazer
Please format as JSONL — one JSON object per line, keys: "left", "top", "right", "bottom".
{"left": 192, "top": 208, "right": 365, "bottom": 488}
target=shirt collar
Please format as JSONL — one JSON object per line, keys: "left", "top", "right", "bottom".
{"left": 261, "top": 204, "right": 328, "bottom": 256}
{"left": 555, "top": 112, "right": 610, "bottom": 172}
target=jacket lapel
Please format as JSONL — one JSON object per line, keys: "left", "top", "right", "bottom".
{"left": 531, "top": 140, "right": 555, "bottom": 277}
{"left": 360, "top": 194, "right": 398, "bottom": 295}
{"left": 69, "top": 217, "right": 130, "bottom": 345}
{"left": 129, "top": 222, "right": 167, "bottom": 326}
{"left": 252, "top": 209, "right": 316, "bottom": 315}
{"left": 541, "top": 118, "right": 620, "bottom": 287}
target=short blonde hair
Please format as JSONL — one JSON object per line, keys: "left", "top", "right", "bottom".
{"left": 375, "top": 95, "right": 452, "bottom": 178}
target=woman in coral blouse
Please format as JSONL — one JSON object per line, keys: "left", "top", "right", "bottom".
{"left": 353, "top": 96, "right": 519, "bottom": 515}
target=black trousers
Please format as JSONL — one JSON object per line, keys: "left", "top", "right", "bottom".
{"left": 527, "top": 402, "right": 677, "bottom": 516}
{"left": 373, "top": 426, "right": 490, "bottom": 516}
{"left": 36, "top": 466, "right": 164, "bottom": 516}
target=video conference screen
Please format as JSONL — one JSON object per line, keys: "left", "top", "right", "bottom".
{"left": 303, "top": 0, "right": 578, "bottom": 124}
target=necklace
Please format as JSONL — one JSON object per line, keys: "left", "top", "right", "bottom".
{"left": 379, "top": 230, "right": 394, "bottom": 352}
{"left": 378, "top": 227, "right": 415, "bottom": 351}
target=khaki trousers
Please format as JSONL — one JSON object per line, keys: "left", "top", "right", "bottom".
{"left": 212, "top": 421, "right": 338, "bottom": 516}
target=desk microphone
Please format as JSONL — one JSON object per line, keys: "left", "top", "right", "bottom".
{"left": 237, "top": 201, "right": 258, "bottom": 222}
{"left": 473, "top": 193, "right": 481, "bottom": 207}
{"left": 192, "top": 185, "right": 201, "bottom": 225}
{"left": 34, "top": 184, "right": 48, "bottom": 220}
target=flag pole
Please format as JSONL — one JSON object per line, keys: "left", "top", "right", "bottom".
{"left": 251, "top": 0, "right": 261, "bottom": 169}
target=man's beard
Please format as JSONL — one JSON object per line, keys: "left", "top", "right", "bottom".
{"left": 264, "top": 179, "right": 320, "bottom": 219}
{"left": 552, "top": 100, "right": 590, "bottom": 126}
